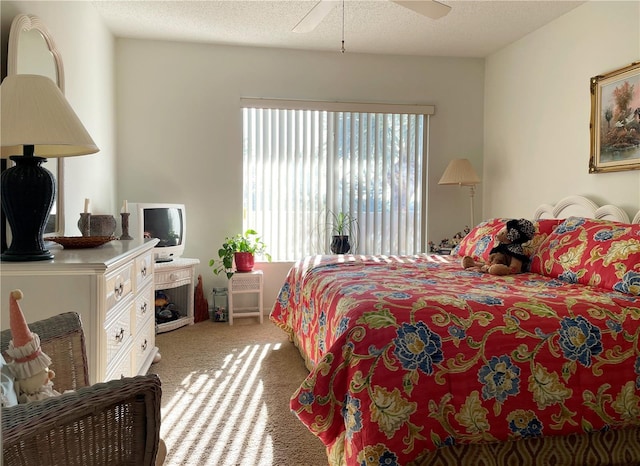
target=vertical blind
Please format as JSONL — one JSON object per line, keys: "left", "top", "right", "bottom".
{"left": 241, "top": 99, "right": 433, "bottom": 261}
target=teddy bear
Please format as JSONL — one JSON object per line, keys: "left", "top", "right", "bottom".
{"left": 462, "top": 218, "right": 535, "bottom": 276}
{"left": 5, "top": 289, "right": 61, "bottom": 403}
{"left": 463, "top": 250, "right": 509, "bottom": 273}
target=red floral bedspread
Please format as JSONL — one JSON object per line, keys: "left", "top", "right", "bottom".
{"left": 270, "top": 254, "right": 640, "bottom": 466}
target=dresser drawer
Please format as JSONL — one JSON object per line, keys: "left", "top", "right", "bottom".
{"left": 134, "top": 252, "right": 154, "bottom": 293}
{"left": 104, "top": 303, "right": 133, "bottom": 368}
{"left": 105, "top": 264, "right": 133, "bottom": 312}
{"left": 105, "top": 350, "right": 133, "bottom": 382}
{"left": 155, "top": 267, "right": 192, "bottom": 288}
{"left": 134, "top": 317, "right": 156, "bottom": 375}
{"left": 134, "top": 284, "right": 154, "bottom": 332}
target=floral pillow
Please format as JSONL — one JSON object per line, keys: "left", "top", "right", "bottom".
{"left": 453, "top": 217, "right": 563, "bottom": 264}
{"left": 452, "top": 218, "right": 508, "bottom": 262}
{"left": 530, "top": 217, "right": 640, "bottom": 295}
{"left": 523, "top": 218, "right": 565, "bottom": 257}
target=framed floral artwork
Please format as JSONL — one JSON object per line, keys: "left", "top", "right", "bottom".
{"left": 589, "top": 61, "right": 640, "bottom": 173}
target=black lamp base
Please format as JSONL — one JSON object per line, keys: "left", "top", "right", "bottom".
{"left": 1, "top": 249, "right": 54, "bottom": 261}
{"left": 0, "top": 153, "right": 55, "bottom": 261}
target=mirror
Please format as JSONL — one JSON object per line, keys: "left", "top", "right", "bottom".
{"left": 7, "top": 14, "right": 65, "bottom": 235}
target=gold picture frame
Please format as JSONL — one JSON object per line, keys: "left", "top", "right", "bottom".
{"left": 589, "top": 61, "right": 640, "bottom": 173}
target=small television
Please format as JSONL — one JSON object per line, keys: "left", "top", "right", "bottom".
{"left": 129, "top": 203, "right": 186, "bottom": 262}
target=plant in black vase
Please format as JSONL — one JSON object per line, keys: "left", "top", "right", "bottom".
{"left": 209, "top": 229, "right": 271, "bottom": 279}
{"left": 328, "top": 211, "right": 358, "bottom": 254}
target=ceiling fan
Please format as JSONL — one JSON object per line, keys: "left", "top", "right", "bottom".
{"left": 292, "top": 0, "right": 452, "bottom": 33}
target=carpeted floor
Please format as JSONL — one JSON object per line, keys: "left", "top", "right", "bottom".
{"left": 148, "top": 318, "right": 329, "bottom": 466}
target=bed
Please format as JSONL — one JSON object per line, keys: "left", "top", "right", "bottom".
{"left": 270, "top": 196, "right": 640, "bottom": 466}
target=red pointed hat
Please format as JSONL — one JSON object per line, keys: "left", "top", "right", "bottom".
{"left": 9, "top": 290, "right": 33, "bottom": 347}
{"left": 6, "top": 289, "right": 52, "bottom": 380}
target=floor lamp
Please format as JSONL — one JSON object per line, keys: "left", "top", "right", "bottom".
{"left": 1, "top": 74, "right": 98, "bottom": 261}
{"left": 438, "top": 158, "right": 481, "bottom": 228}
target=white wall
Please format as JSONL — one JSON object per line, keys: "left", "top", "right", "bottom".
{"left": 1, "top": 1, "right": 117, "bottom": 233}
{"left": 484, "top": 1, "right": 640, "bottom": 220}
{"left": 114, "top": 40, "right": 485, "bottom": 301}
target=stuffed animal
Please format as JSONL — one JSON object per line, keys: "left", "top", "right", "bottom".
{"left": 463, "top": 251, "right": 509, "bottom": 273}
{"left": 15, "top": 365, "right": 57, "bottom": 403}
{"left": 5, "top": 289, "right": 60, "bottom": 403}
{"left": 462, "top": 218, "right": 535, "bottom": 276}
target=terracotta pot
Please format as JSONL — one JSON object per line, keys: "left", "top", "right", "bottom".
{"left": 234, "top": 252, "right": 255, "bottom": 272}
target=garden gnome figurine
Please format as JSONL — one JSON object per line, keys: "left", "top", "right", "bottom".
{"left": 5, "top": 289, "right": 60, "bottom": 403}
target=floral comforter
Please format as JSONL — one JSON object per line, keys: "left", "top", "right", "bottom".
{"left": 270, "top": 254, "right": 640, "bottom": 466}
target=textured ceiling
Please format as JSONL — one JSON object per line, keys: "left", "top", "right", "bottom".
{"left": 91, "top": 0, "right": 585, "bottom": 57}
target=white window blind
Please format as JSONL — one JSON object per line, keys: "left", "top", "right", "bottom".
{"left": 241, "top": 99, "right": 432, "bottom": 261}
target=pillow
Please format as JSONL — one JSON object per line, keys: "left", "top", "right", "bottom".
{"left": 453, "top": 217, "right": 564, "bottom": 264}
{"left": 530, "top": 217, "right": 640, "bottom": 295}
{"left": 452, "top": 218, "right": 508, "bottom": 262}
{"left": 0, "top": 353, "right": 18, "bottom": 408}
{"left": 523, "top": 218, "right": 565, "bottom": 257}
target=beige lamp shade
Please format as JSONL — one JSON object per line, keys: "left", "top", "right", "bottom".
{"left": 438, "top": 158, "right": 480, "bottom": 186}
{"left": 1, "top": 74, "right": 99, "bottom": 158}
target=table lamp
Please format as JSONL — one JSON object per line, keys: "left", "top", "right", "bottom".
{"left": 1, "top": 74, "right": 99, "bottom": 261}
{"left": 438, "top": 158, "right": 481, "bottom": 228}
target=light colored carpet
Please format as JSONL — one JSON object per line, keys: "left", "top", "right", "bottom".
{"left": 148, "top": 318, "right": 329, "bottom": 466}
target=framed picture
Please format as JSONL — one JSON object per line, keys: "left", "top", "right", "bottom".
{"left": 589, "top": 62, "right": 640, "bottom": 173}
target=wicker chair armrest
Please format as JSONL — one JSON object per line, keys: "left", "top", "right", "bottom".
{"left": 2, "top": 374, "right": 162, "bottom": 466}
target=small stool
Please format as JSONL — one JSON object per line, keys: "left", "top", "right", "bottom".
{"left": 227, "top": 270, "right": 263, "bottom": 325}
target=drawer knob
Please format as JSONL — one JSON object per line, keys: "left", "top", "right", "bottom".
{"left": 114, "top": 281, "right": 124, "bottom": 298}
{"left": 169, "top": 273, "right": 179, "bottom": 281}
{"left": 140, "top": 302, "right": 148, "bottom": 314}
{"left": 115, "top": 327, "right": 125, "bottom": 343}
{"left": 141, "top": 339, "right": 148, "bottom": 351}
{"left": 141, "top": 265, "right": 147, "bottom": 277}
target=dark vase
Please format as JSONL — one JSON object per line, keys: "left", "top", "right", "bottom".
{"left": 234, "top": 252, "right": 255, "bottom": 272}
{"left": 330, "top": 235, "right": 351, "bottom": 254}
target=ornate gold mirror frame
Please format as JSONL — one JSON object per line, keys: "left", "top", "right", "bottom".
{"left": 7, "top": 14, "right": 65, "bottom": 235}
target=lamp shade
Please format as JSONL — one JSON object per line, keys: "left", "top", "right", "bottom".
{"left": 1, "top": 74, "right": 99, "bottom": 158}
{"left": 438, "top": 158, "right": 480, "bottom": 186}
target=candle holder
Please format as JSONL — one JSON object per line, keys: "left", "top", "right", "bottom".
{"left": 78, "top": 213, "right": 91, "bottom": 237}
{"left": 120, "top": 212, "right": 133, "bottom": 240}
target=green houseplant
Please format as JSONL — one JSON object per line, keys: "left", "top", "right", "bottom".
{"left": 209, "top": 229, "right": 271, "bottom": 279}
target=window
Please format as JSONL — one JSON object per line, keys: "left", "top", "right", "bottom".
{"left": 242, "top": 99, "right": 433, "bottom": 261}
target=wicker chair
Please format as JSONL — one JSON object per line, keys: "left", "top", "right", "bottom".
{"left": 1, "top": 312, "right": 162, "bottom": 466}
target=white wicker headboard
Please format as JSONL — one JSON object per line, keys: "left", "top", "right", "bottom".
{"left": 533, "top": 195, "right": 638, "bottom": 224}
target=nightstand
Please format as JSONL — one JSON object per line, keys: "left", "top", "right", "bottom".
{"left": 228, "top": 270, "right": 263, "bottom": 325}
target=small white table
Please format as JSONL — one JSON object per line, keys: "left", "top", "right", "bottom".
{"left": 154, "top": 257, "right": 200, "bottom": 333}
{"left": 228, "top": 270, "right": 263, "bottom": 325}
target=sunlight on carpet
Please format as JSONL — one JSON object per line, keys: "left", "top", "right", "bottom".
{"left": 161, "top": 341, "right": 283, "bottom": 465}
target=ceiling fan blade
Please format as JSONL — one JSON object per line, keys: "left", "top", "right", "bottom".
{"left": 293, "top": 0, "right": 340, "bottom": 33}
{"left": 393, "top": 0, "right": 451, "bottom": 20}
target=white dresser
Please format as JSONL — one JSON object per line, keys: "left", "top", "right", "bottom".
{"left": 0, "top": 238, "right": 159, "bottom": 384}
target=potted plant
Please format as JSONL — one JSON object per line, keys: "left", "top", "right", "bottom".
{"left": 328, "top": 211, "right": 358, "bottom": 254}
{"left": 209, "top": 229, "right": 271, "bottom": 279}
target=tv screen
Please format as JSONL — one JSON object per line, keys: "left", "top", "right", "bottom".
{"left": 129, "top": 202, "right": 186, "bottom": 262}
{"left": 143, "top": 208, "right": 184, "bottom": 248}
